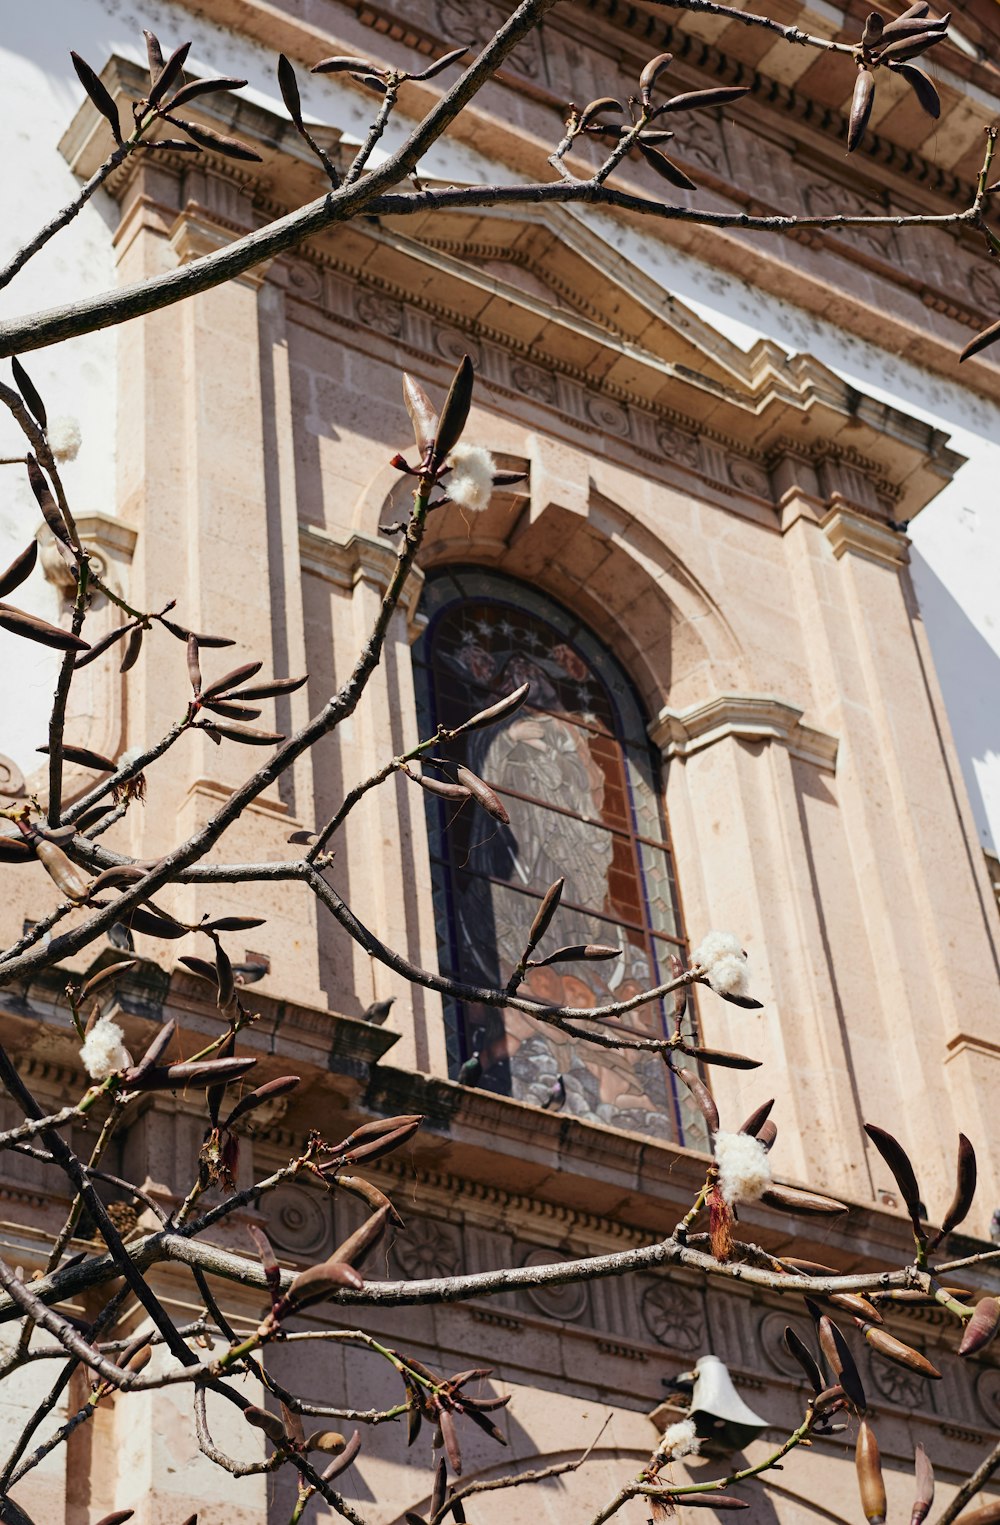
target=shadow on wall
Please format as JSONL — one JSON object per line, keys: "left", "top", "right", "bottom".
{"left": 910, "top": 549, "right": 1000, "bottom": 855}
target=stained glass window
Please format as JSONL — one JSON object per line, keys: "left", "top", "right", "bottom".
{"left": 413, "top": 567, "right": 706, "bottom": 1146}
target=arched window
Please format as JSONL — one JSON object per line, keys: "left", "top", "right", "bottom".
{"left": 414, "top": 567, "right": 706, "bottom": 1146}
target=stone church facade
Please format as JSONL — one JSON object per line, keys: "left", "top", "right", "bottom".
{"left": 0, "top": 0, "right": 999, "bottom": 1520}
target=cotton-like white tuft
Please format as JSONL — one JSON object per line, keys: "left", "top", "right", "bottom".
{"left": 48, "top": 417, "right": 82, "bottom": 462}
{"left": 714, "top": 1129, "right": 772, "bottom": 1206}
{"left": 444, "top": 443, "right": 495, "bottom": 512}
{"left": 656, "top": 1416, "right": 700, "bottom": 1461}
{"left": 80, "top": 1015, "right": 129, "bottom": 1080}
{"left": 691, "top": 930, "right": 750, "bottom": 997}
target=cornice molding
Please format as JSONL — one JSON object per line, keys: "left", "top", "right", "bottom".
{"left": 650, "top": 693, "right": 839, "bottom": 771}
{"left": 299, "top": 524, "right": 426, "bottom": 636}
{"left": 821, "top": 504, "right": 911, "bottom": 567}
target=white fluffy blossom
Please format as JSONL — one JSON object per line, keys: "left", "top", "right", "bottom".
{"left": 714, "top": 1129, "right": 772, "bottom": 1207}
{"left": 691, "top": 930, "right": 750, "bottom": 998}
{"left": 445, "top": 443, "right": 495, "bottom": 512}
{"left": 48, "top": 417, "right": 81, "bottom": 462}
{"left": 80, "top": 1015, "right": 129, "bottom": 1080}
{"left": 656, "top": 1417, "right": 700, "bottom": 1462}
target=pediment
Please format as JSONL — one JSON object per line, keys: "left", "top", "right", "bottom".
{"left": 59, "top": 59, "right": 965, "bottom": 517}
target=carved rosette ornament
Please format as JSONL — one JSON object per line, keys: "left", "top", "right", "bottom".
{"left": 393, "top": 1217, "right": 462, "bottom": 1280}
{"left": 640, "top": 1281, "right": 705, "bottom": 1351}
{"left": 519, "top": 1247, "right": 589, "bottom": 1321}
{"left": 868, "top": 1350, "right": 927, "bottom": 1410}
{"left": 265, "top": 1184, "right": 332, "bottom": 1260}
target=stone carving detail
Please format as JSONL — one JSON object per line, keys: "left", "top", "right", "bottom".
{"left": 355, "top": 287, "right": 404, "bottom": 337}
{"left": 435, "top": 326, "right": 481, "bottom": 366}
{"left": 585, "top": 394, "right": 630, "bottom": 437}
{"left": 656, "top": 422, "right": 700, "bottom": 470}
{"left": 976, "top": 1367, "right": 1000, "bottom": 1426}
{"left": 802, "top": 180, "right": 898, "bottom": 262}
{"left": 869, "top": 1351, "right": 927, "bottom": 1409}
{"left": 967, "top": 261, "right": 1000, "bottom": 315}
{"left": 394, "top": 1217, "right": 462, "bottom": 1280}
{"left": 727, "top": 457, "right": 771, "bottom": 499}
{"left": 519, "top": 1247, "right": 589, "bottom": 1321}
{"left": 511, "top": 360, "right": 557, "bottom": 404}
{"left": 286, "top": 259, "right": 323, "bottom": 303}
{"left": 758, "top": 1310, "right": 814, "bottom": 1379}
{"left": 669, "top": 116, "right": 724, "bottom": 175}
{"left": 266, "top": 1184, "right": 331, "bottom": 1259}
{"left": 435, "top": 0, "right": 541, "bottom": 77}
{"left": 0, "top": 755, "right": 25, "bottom": 799}
{"left": 641, "top": 1281, "right": 705, "bottom": 1351}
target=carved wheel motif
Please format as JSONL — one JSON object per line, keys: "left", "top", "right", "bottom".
{"left": 355, "top": 288, "right": 404, "bottom": 337}
{"left": 657, "top": 423, "right": 700, "bottom": 470}
{"left": 511, "top": 361, "right": 556, "bottom": 404}
{"left": 266, "top": 1184, "right": 330, "bottom": 1259}
{"left": 394, "top": 1218, "right": 461, "bottom": 1280}
{"left": 435, "top": 0, "right": 541, "bottom": 76}
{"left": 759, "top": 1310, "right": 815, "bottom": 1379}
{"left": 519, "top": 1247, "right": 589, "bottom": 1321}
{"left": 435, "top": 327, "right": 481, "bottom": 366}
{"left": 640, "top": 1282, "right": 704, "bottom": 1351}
{"left": 976, "top": 1367, "right": 1000, "bottom": 1426}
{"left": 585, "top": 394, "right": 629, "bottom": 437}
{"left": 869, "top": 1351, "right": 927, "bottom": 1410}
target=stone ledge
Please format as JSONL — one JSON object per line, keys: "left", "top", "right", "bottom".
{"left": 650, "top": 694, "right": 839, "bottom": 772}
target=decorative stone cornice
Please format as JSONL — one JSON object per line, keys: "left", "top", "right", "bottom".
{"left": 299, "top": 524, "right": 425, "bottom": 638}
{"left": 650, "top": 694, "right": 839, "bottom": 771}
{"left": 821, "top": 504, "right": 911, "bottom": 567}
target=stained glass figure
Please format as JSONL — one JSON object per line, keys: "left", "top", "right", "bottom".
{"left": 414, "top": 567, "right": 706, "bottom": 1146}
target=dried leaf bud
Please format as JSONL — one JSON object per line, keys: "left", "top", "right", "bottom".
{"left": 859, "top": 1323, "right": 941, "bottom": 1379}
{"left": 911, "top": 1442, "right": 934, "bottom": 1525}
{"left": 856, "top": 1419, "right": 887, "bottom": 1524}
{"left": 450, "top": 681, "right": 530, "bottom": 738}
{"left": 402, "top": 373, "right": 438, "bottom": 455}
{"left": 304, "top": 1430, "right": 347, "bottom": 1453}
{"left": 959, "top": 1296, "right": 1000, "bottom": 1357}
{"left": 244, "top": 1405, "right": 289, "bottom": 1444}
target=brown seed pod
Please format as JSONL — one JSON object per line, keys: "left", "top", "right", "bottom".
{"left": 783, "top": 1326, "right": 823, "bottom": 1392}
{"left": 450, "top": 681, "right": 531, "bottom": 738}
{"left": 334, "top": 1173, "right": 404, "bottom": 1226}
{"left": 859, "top": 1322, "right": 941, "bottom": 1378}
{"left": 848, "top": 67, "right": 876, "bottom": 152}
{"left": 636, "top": 140, "right": 697, "bottom": 191}
{"left": 740, "top": 1099, "right": 775, "bottom": 1136}
{"left": 658, "top": 85, "right": 750, "bottom": 114}
{"left": 440, "top": 1408, "right": 462, "bottom": 1475}
{"left": 828, "top": 1292, "right": 883, "bottom": 1325}
{"left": 911, "top": 1441, "right": 934, "bottom": 1525}
{"left": 0, "top": 542, "right": 37, "bottom": 600}
{"left": 864, "top": 1123, "right": 924, "bottom": 1239}
{"left": 226, "top": 674, "right": 307, "bottom": 700}
{"left": 0, "top": 604, "right": 89, "bottom": 652}
{"left": 281, "top": 1258, "right": 364, "bottom": 1313}
{"left": 454, "top": 766, "right": 509, "bottom": 824}
{"left": 639, "top": 51, "right": 673, "bottom": 102}
{"left": 123, "top": 1056, "right": 257, "bottom": 1091}
{"left": 889, "top": 60, "right": 941, "bottom": 117}
{"left": 244, "top": 1405, "right": 288, "bottom": 1444}
{"left": 311, "top": 54, "right": 383, "bottom": 74}
{"left": 756, "top": 1120, "right": 777, "bottom": 1151}
{"left": 33, "top": 839, "right": 91, "bottom": 901}
{"left": 760, "top": 1184, "right": 847, "bottom": 1215}
{"left": 168, "top": 75, "right": 247, "bottom": 110}
{"left": 222, "top": 1076, "right": 300, "bottom": 1130}
{"left": 856, "top": 1418, "right": 887, "bottom": 1524}
{"left": 340, "top": 1116, "right": 423, "bottom": 1166}
{"left": 959, "top": 1296, "right": 1000, "bottom": 1357}
{"left": 402, "top": 373, "right": 438, "bottom": 455}
{"left": 816, "top": 1312, "right": 866, "bottom": 1411}
{"left": 37, "top": 743, "right": 116, "bottom": 772}
{"left": 201, "top": 661, "right": 263, "bottom": 701}
{"left": 304, "top": 1429, "right": 347, "bottom": 1453}
{"left": 198, "top": 721, "right": 284, "bottom": 745}
{"left": 416, "top": 775, "right": 472, "bottom": 802}
{"left": 525, "top": 878, "right": 564, "bottom": 955}
{"left": 577, "top": 96, "right": 624, "bottom": 130}
{"left": 148, "top": 39, "right": 192, "bottom": 110}
{"left": 432, "top": 355, "right": 474, "bottom": 462}
{"left": 71, "top": 52, "right": 123, "bottom": 143}
{"left": 932, "top": 1132, "right": 977, "bottom": 1246}
{"left": 409, "top": 46, "right": 469, "bottom": 82}
{"left": 79, "top": 959, "right": 138, "bottom": 1000}
{"left": 684, "top": 1046, "right": 761, "bottom": 1070}
{"left": 675, "top": 1065, "right": 720, "bottom": 1134}
{"left": 530, "top": 943, "right": 620, "bottom": 966}
{"left": 330, "top": 1202, "right": 392, "bottom": 1270}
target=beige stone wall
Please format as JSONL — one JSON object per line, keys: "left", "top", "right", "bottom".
{"left": 1, "top": 2, "right": 1000, "bottom": 1520}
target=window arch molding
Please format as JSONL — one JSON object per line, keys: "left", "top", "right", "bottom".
{"left": 412, "top": 562, "right": 709, "bottom": 1146}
